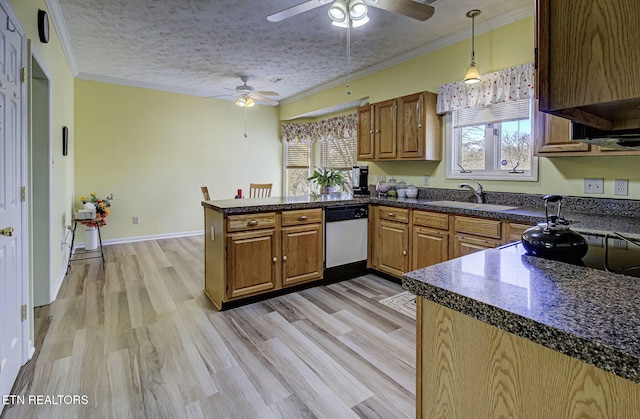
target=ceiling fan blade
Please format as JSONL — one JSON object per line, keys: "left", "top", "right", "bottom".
{"left": 366, "top": 0, "right": 435, "bottom": 21}
{"left": 255, "top": 90, "right": 279, "bottom": 97}
{"left": 252, "top": 93, "right": 280, "bottom": 106}
{"left": 267, "top": 0, "right": 332, "bottom": 23}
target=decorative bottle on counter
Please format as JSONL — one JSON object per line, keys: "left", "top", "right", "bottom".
{"left": 235, "top": 189, "right": 243, "bottom": 199}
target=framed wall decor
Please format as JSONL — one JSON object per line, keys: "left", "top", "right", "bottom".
{"left": 62, "top": 126, "right": 68, "bottom": 156}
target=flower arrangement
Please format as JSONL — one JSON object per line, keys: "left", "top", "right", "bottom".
{"left": 307, "top": 167, "right": 345, "bottom": 194}
{"left": 79, "top": 192, "right": 113, "bottom": 227}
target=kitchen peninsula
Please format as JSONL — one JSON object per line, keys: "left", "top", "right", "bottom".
{"left": 404, "top": 238, "right": 640, "bottom": 417}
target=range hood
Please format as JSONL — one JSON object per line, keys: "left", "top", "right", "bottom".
{"left": 572, "top": 123, "right": 640, "bottom": 150}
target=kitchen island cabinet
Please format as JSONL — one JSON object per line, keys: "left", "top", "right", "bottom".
{"left": 404, "top": 244, "right": 640, "bottom": 418}
{"left": 203, "top": 204, "right": 324, "bottom": 309}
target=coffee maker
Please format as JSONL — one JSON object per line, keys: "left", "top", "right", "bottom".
{"left": 352, "top": 166, "right": 369, "bottom": 196}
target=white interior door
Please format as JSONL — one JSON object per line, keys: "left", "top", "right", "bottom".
{"left": 0, "top": 0, "right": 26, "bottom": 399}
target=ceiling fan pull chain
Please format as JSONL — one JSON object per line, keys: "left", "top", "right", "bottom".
{"left": 346, "top": 22, "right": 352, "bottom": 95}
{"left": 243, "top": 106, "right": 248, "bottom": 138}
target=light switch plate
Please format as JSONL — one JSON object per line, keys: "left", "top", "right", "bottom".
{"left": 583, "top": 178, "right": 604, "bottom": 194}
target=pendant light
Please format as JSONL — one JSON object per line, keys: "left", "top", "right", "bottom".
{"left": 464, "top": 9, "right": 481, "bottom": 84}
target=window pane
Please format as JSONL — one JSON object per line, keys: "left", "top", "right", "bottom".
{"left": 286, "top": 143, "right": 310, "bottom": 168}
{"left": 286, "top": 168, "right": 310, "bottom": 196}
{"left": 499, "top": 119, "right": 531, "bottom": 171}
{"left": 460, "top": 125, "right": 485, "bottom": 170}
{"left": 322, "top": 138, "right": 357, "bottom": 169}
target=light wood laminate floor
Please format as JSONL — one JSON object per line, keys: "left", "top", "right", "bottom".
{"left": 2, "top": 236, "right": 415, "bottom": 419}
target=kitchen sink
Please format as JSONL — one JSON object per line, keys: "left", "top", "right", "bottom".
{"left": 426, "top": 200, "right": 518, "bottom": 211}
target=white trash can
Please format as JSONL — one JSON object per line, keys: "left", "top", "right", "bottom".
{"left": 84, "top": 226, "right": 98, "bottom": 250}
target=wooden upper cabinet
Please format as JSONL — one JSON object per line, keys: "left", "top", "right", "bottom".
{"left": 534, "top": 106, "right": 640, "bottom": 156}
{"left": 374, "top": 99, "right": 398, "bottom": 159}
{"left": 536, "top": 0, "right": 640, "bottom": 130}
{"left": 535, "top": 111, "right": 590, "bottom": 155}
{"left": 356, "top": 91, "right": 442, "bottom": 161}
{"left": 397, "top": 92, "right": 442, "bottom": 160}
{"left": 356, "top": 104, "right": 374, "bottom": 160}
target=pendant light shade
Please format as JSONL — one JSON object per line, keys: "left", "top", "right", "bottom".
{"left": 464, "top": 9, "right": 481, "bottom": 84}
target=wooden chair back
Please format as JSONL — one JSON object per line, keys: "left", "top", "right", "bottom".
{"left": 201, "top": 186, "right": 210, "bottom": 201}
{"left": 249, "top": 183, "right": 272, "bottom": 198}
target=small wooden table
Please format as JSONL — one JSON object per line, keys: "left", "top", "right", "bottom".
{"left": 66, "top": 219, "right": 105, "bottom": 274}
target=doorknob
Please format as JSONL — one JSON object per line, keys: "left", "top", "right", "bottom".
{"left": 1, "top": 226, "right": 14, "bottom": 237}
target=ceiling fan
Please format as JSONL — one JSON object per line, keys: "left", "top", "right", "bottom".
{"left": 267, "top": 0, "right": 435, "bottom": 26}
{"left": 219, "top": 76, "right": 280, "bottom": 107}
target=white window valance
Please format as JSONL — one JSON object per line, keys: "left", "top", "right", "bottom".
{"left": 436, "top": 63, "right": 534, "bottom": 115}
{"left": 282, "top": 114, "right": 357, "bottom": 143}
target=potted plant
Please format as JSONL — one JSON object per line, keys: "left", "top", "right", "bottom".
{"left": 307, "top": 167, "right": 345, "bottom": 194}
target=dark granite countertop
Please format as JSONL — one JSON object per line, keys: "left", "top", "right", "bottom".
{"left": 202, "top": 191, "right": 640, "bottom": 234}
{"left": 403, "top": 242, "right": 640, "bottom": 384}
{"left": 201, "top": 194, "right": 370, "bottom": 214}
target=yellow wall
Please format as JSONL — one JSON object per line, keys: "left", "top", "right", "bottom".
{"left": 10, "top": 0, "right": 76, "bottom": 293}
{"left": 74, "top": 80, "right": 281, "bottom": 241}
{"left": 282, "top": 16, "right": 640, "bottom": 200}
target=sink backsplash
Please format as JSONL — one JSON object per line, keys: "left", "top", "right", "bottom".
{"left": 414, "top": 187, "right": 640, "bottom": 218}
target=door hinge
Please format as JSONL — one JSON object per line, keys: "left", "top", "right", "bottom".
{"left": 21, "top": 304, "right": 27, "bottom": 321}
{"left": 21, "top": 186, "right": 26, "bottom": 202}
{"left": 20, "top": 67, "right": 25, "bottom": 83}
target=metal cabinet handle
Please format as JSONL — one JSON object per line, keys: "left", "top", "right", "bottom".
{"left": 298, "top": 216, "right": 307, "bottom": 221}
{"left": 248, "top": 220, "right": 258, "bottom": 226}
{"left": 388, "top": 212, "right": 395, "bottom": 217}
{"left": 1, "top": 226, "right": 14, "bottom": 237}
{"left": 272, "top": 257, "right": 277, "bottom": 262}
{"left": 283, "top": 256, "right": 287, "bottom": 261}
{"left": 402, "top": 250, "right": 407, "bottom": 256}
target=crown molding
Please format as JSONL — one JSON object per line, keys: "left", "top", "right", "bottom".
{"left": 45, "top": 0, "right": 78, "bottom": 75}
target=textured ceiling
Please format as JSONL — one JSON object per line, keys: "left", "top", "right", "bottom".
{"left": 51, "top": 0, "right": 532, "bottom": 106}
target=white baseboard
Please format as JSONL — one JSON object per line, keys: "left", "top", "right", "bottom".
{"left": 74, "top": 230, "right": 204, "bottom": 249}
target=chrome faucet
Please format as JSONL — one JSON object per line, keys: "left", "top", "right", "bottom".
{"left": 459, "top": 180, "right": 484, "bottom": 204}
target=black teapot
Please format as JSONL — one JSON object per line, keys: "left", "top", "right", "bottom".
{"left": 521, "top": 195, "right": 588, "bottom": 262}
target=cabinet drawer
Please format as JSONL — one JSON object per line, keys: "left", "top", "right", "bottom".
{"left": 378, "top": 206, "right": 409, "bottom": 223}
{"left": 227, "top": 212, "right": 276, "bottom": 232}
{"left": 413, "top": 210, "right": 448, "bottom": 230}
{"left": 454, "top": 216, "right": 501, "bottom": 239}
{"left": 282, "top": 208, "right": 322, "bottom": 226}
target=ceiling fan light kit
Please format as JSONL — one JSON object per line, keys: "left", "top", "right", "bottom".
{"left": 235, "top": 96, "right": 256, "bottom": 108}
{"left": 464, "top": 9, "right": 481, "bottom": 84}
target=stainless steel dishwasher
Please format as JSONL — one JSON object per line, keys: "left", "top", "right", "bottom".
{"left": 324, "top": 204, "right": 368, "bottom": 281}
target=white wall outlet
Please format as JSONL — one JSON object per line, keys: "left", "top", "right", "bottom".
{"left": 133, "top": 216, "right": 140, "bottom": 224}
{"left": 423, "top": 176, "right": 430, "bottom": 186}
{"left": 614, "top": 179, "right": 628, "bottom": 196}
{"left": 583, "top": 178, "right": 604, "bottom": 194}
{"left": 584, "top": 234, "right": 603, "bottom": 247}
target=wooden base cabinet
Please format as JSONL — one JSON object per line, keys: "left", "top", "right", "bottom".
{"left": 418, "top": 299, "right": 640, "bottom": 418}
{"left": 227, "top": 229, "right": 278, "bottom": 298}
{"left": 412, "top": 211, "right": 449, "bottom": 270}
{"left": 204, "top": 207, "right": 323, "bottom": 309}
{"left": 281, "top": 223, "right": 323, "bottom": 287}
{"left": 377, "top": 205, "right": 410, "bottom": 277}
{"left": 453, "top": 216, "right": 502, "bottom": 258}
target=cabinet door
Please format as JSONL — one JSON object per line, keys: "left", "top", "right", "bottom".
{"left": 281, "top": 223, "right": 323, "bottom": 287}
{"left": 378, "top": 220, "right": 409, "bottom": 277}
{"left": 227, "top": 229, "right": 278, "bottom": 299}
{"left": 412, "top": 226, "right": 449, "bottom": 271}
{"left": 453, "top": 234, "right": 501, "bottom": 258}
{"left": 357, "top": 104, "right": 375, "bottom": 160}
{"left": 535, "top": 111, "right": 589, "bottom": 155}
{"left": 398, "top": 93, "right": 424, "bottom": 159}
{"left": 374, "top": 99, "right": 397, "bottom": 159}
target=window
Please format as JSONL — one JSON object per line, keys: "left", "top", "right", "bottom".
{"left": 445, "top": 98, "right": 538, "bottom": 181}
{"left": 321, "top": 138, "right": 357, "bottom": 190}
{"left": 285, "top": 142, "right": 311, "bottom": 196}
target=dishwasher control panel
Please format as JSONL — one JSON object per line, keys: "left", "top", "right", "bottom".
{"left": 325, "top": 204, "right": 369, "bottom": 222}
